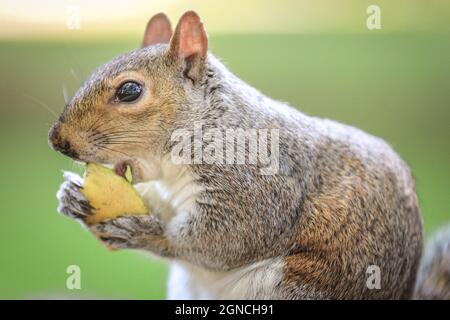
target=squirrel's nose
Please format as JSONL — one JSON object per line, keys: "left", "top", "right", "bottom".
{"left": 54, "top": 140, "right": 79, "bottom": 159}
{"left": 48, "top": 124, "right": 60, "bottom": 146}
{"left": 48, "top": 124, "right": 80, "bottom": 160}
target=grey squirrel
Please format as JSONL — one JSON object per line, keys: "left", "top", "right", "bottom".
{"left": 48, "top": 11, "right": 449, "bottom": 299}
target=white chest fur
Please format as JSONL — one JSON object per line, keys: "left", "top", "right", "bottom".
{"left": 167, "top": 258, "right": 285, "bottom": 299}
{"left": 134, "top": 160, "right": 202, "bottom": 223}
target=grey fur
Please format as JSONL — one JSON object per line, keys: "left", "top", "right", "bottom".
{"left": 51, "top": 21, "right": 448, "bottom": 299}
{"left": 414, "top": 225, "right": 450, "bottom": 299}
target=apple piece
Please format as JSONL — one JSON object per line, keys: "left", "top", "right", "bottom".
{"left": 80, "top": 163, "right": 148, "bottom": 224}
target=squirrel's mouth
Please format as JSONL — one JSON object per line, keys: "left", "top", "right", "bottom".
{"left": 114, "top": 162, "right": 129, "bottom": 178}
{"left": 113, "top": 161, "right": 134, "bottom": 183}
{"left": 113, "top": 160, "right": 144, "bottom": 184}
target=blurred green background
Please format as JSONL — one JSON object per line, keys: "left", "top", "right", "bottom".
{"left": 0, "top": 0, "right": 449, "bottom": 299}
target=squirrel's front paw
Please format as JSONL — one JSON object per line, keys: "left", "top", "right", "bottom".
{"left": 57, "top": 171, "right": 93, "bottom": 221}
{"left": 90, "top": 215, "right": 164, "bottom": 250}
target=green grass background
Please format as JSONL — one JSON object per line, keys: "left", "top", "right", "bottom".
{"left": 0, "top": 33, "right": 449, "bottom": 298}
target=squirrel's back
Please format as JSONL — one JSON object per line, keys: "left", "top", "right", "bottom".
{"left": 174, "top": 53, "right": 425, "bottom": 299}
{"left": 278, "top": 117, "right": 423, "bottom": 299}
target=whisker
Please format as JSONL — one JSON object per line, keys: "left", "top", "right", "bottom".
{"left": 88, "top": 129, "right": 160, "bottom": 142}
{"left": 98, "top": 128, "right": 162, "bottom": 136}
{"left": 89, "top": 118, "right": 117, "bottom": 134}
{"left": 23, "top": 93, "right": 58, "bottom": 118}
{"left": 86, "top": 118, "right": 115, "bottom": 134}
{"left": 87, "top": 118, "right": 169, "bottom": 143}
{"left": 87, "top": 116, "right": 104, "bottom": 132}
{"left": 90, "top": 133, "right": 148, "bottom": 144}
{"left": 100, "top": 139, "right": 149, "bottom": 144}
{"left": 90, "top": 117, "right": 143, "bottom": 135}
{"left": 105, "top": 129, "right": 161, "bottom": 134}
{"left": 96, "top": 145, "right": 134, "bottom": 158}
{"left": 62, "top": 86, "right": 69, "bottom": 104}
{"left": 95, "top": 134, "right": 151, "bottom": 140}
{"left": 70, "top": 68, "right": 80, "bottom": 82}
{"left": 93, "top": 136, "right": 149, "bottom": 145}
{"left": 102, "top": 141, "right": 148, "bottom": 146}
{"left": 157, "top": 123, "right": 169, "bottom": 133}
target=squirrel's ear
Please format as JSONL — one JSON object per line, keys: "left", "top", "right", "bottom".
{"left": 141, "top": 13, "right": 172, "bottom": 47}
{"left": 168, "top": 11, "right": 208, "bottom": 82}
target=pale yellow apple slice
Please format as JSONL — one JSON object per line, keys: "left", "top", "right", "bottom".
{"left": 81, "top": 163, "right": 148, "bottom": 224}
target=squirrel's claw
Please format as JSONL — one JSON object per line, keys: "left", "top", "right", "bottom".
{"left": 90, "top": 215, "right": 164, "bottom": 250}
{"left": 57, "top": 171, "right": 93, "bottom": 221}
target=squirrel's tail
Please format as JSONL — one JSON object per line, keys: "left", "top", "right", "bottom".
{"left": 413, "top": 224, "right": 450, "bottom": 300}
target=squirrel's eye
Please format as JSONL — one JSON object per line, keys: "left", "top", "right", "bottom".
{"left": 115, "top": 81, "right": 142, "bottom": 103}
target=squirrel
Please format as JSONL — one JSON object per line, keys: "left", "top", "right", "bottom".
{"left": 48, "top": 11, "right": 449, "bottom": 299}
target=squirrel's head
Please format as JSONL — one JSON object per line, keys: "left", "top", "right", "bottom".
{"left": 48, "top": 11, "right": 208, "bottom": 182}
